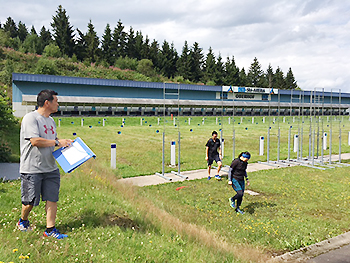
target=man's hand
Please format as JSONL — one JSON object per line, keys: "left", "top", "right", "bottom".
{"left": 228, "top": 181, "right": 232, "bottom": 185}
{"left": 58, "top": 139, "right": 73, "bottom": 148}
{"left": 205, "top": 156, "right": 208, "bottom": 161}
{"left": 246, "top": 179, "right": 250, "bottom": 186}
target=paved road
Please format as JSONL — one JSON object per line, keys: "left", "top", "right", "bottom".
{"left": 308, "top": 244, "right": 350, "bottom": 263}
{"left": 0, "top": 163, "right": 20, "bottom": 181}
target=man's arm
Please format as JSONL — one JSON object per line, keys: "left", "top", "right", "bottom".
{"left": 30, "top": 137, "right": 73, "bottom": 148}
{"left": 205, "top": 146, "right": 209, "bottom": 160}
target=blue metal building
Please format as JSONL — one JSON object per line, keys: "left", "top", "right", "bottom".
{"left": 12, "top": 73, "right": 350, "bottom": 117}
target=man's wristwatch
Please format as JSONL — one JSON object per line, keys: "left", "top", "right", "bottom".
{"left": 55, "top": 139, "right": 59, "bottom": 147}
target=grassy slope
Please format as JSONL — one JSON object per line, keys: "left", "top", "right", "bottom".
{"left": 2, "top": 117, "right": 349, "bottom": 262}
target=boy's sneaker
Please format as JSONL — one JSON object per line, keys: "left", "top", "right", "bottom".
{"left": 235, "top": 208, "right": 244, "bottom": 215}
{"left": 215, "top": 175, "right": 222, "bottom": 180}
{"left": 18, "top": 219, "right": 32, "bottom": 232}
{"left": 207, "top": 176, "right": 211, "bottom": 180}
{"left": 43, "top": 228, "right": 68, "bottom": 239}
{"left": 229, "top": 198, "right": 235, "bottom": 209}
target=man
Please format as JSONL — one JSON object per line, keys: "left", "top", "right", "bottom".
{"left": 205, "top": 130, "right": 222, "bottom": 180}
{"left": 18, "top": 89, "right": 73, "bottom": 239}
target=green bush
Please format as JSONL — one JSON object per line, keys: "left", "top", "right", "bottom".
{"left": 137, "top": 59, "right": 156, "bottom": 77}
{"left": 115, "top": 56, "right": 138, "bottom": 70}
{"left": 42, "top": 43, "right": 61, "bottom": 58}
{"left": 0, "top": 138, "right": 12, "bottom": 162}
{"left": 35, "top": 57, "right": 58, "bottom": 75}
{"left": 0, "top": 91, "right": 17, "bottom": 162}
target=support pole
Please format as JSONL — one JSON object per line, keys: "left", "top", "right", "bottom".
{"left": 111, "top": 143, "right": 116, "bottom": 169}
{"left": 288, "top": 126, "right": 291, "bottom": 161}
{"left": 170, "top": 141, "right": 176, "bottom": 166}
{"left": 259, "top": 136, "right": 264, "bottom": 156}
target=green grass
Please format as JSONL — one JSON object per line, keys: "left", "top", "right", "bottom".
{"left": 140, "top": 165, "right": 350, "bottom": 254}
{"left": 2, "top": 115, "right": 350, "bottom": 262}
{"left": 52, "top": 116, "right": 350, "bottom": 178}
{"left": 0, "top": 167, "right": 246, "bottom": 263}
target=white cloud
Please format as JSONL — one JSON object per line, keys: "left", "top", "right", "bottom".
{"left": 0, "top": 0, "right": 350, "bottom": 92}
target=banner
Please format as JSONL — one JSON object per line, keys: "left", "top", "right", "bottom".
{"left": 223, "top": 86, "right": 278, "bottom": 94}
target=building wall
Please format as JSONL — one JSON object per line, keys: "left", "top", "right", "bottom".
{"left": 12, "top": 73, "right": 350, "bottom": 117}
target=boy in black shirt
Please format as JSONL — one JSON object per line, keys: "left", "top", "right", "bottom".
{"left": 205, "top": 131, "right": 222, "bottom": 180}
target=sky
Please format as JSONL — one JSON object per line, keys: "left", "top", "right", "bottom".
{"left": 1, "top": 0, "right": 350, "bottom": 92}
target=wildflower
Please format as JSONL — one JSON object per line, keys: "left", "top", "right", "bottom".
{"left": 13, "top": 249, "right": 18, "bottom": 253}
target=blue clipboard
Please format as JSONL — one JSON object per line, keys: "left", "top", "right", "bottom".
{"left": 53, "top": 137, "right": 96, "bottom": 173}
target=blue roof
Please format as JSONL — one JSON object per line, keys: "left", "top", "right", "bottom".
{"left": 12, "top": 73, "right": 221, "bottom": 92}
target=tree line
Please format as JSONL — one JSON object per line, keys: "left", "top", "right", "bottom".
{"left": 0, "top": 5, "right": 298, "bottom": 89}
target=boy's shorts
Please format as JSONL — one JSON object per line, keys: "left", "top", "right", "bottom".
{"left": 21, "top": 169, "right": 60, "bottom": 206}
{"left": 207, "top": 154, "right": 221, "bottom": 166}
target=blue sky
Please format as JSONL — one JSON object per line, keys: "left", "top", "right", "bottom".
{"left": 1, "top": 0, "right": 349, "bottom": 92}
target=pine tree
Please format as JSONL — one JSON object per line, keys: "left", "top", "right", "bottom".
{"left": 39, "top": 26, "right": 52, "bottom": 49}
{"left": 224, "top": 56, "right": 240, "bottom": 86}
{"left": 189, "top": 42, "right": 204, "bottom": 82}
{"left": 285, "top": 67, "right": 297, "bottom": 89}
{"left": 126, "top": 26, "right": 136, "bottom": 58}
{"left": 85, "top": 20, "right": 99, "bottom": 62}
{"left": 265, "top": 64, "right": 274, "bottom": 88}
{"left": 101, "top": 24, "right": 113, "bottom": 65}
{"left": 141, "top": 35, "right": 151, "bottom": 60}
{"left": 30, "top": 26, "right": 37, "bottom": 36}
{"left": 203, "top": 47, "right": 216, "bottom": 84}
{"left": 274, "top": 67, "right": 286, "bottom": 89}
{"left": 111, "top": 20, "right": 126, "bottom": 59}
{"left": 4, "top": 17, "right": 18, "bottom": 38}
{"left": 239, "top": 68, "right": 248, "bottom": 86}
{"left": 75, "top": 28, "right": 87, "bottom": 61}
{"left": 158, "top": 40, "right": 178, "bottom": 78}
{"left": 134, "top": 31, "right": 144, "bottom": 60}
{"left": 247, "top": 57, "right": 264, "bottom": 87}
{"left": 17, "top": 21, "right": 28, "bottom": 42}
{"left": 51, "top": 5, "right": 75, "bottom": 57}
{"left": 177, "top": 41, "right": 192, "bottom": 80}
{"left": 148, "top": 39, "right": 160, "bottom": 70}
{"left": 215, "top": 53, "right": 225, "bottom": 85}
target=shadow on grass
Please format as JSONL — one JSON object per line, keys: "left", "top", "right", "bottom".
{"left": 62, "top": 210, "right": 141, "bottom": 232}
{"left": 244, "top": 201, "right": 277, "bottom": 214}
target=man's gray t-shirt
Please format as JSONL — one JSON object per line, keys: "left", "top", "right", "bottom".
{"left": 20, "top": 111, "right": 58, "bottom": 173}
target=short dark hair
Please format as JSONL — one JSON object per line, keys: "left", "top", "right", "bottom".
{"left": 212, "top": 131, "right": 218, "bottom": 136}
{"left": 37, "top": 89, "right": 58, "bottom": 107}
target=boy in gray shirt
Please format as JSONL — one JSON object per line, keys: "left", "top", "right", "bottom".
{"left": 18, "top": 89, "right": 73, "bottom": 239}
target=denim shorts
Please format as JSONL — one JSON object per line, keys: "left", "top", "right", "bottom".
{"left": 21, "top": 169, "right": 60, "bottom": 206}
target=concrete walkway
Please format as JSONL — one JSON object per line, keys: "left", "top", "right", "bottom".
{"left": 119, "top": 153, "right": 350, "bottom": 187}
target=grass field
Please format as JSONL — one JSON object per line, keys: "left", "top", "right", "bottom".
{"left": 1, "top": 115, "right": 350, "bottom": 262}
{"left": 53, "top": 115, "right": 350, "bottom": 178}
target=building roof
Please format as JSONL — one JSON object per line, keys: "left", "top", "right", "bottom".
{"left": 12, "top": 73, "right": 221, "bottom": 92}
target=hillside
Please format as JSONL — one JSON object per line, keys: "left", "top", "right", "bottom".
{"left": 0, "top": 46, "right": 184, "bottom": 100}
